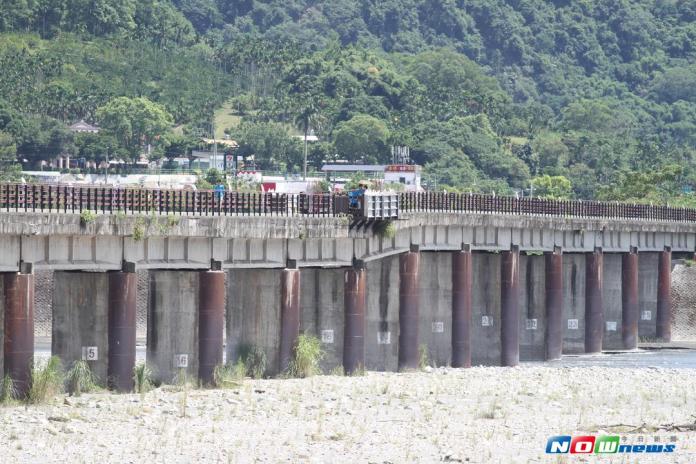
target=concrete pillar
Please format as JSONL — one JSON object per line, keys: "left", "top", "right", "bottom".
{"left": 398, "top": 250, "right": 420, "bottom": 371}
{"left": 638, "top": 253, "right": 658, "bottom": 338}
{"left": 585, "top": 248, "right": 604, "bottom": 354}
{"left": 147, "top": 271, "right": 199, "bottom": 384}
{"left": 501, "top": 246, "right": 520, "bottom": 367}
{"left": 300, "top": 268, "right": 344, "bottom": 372}
{"left": 365, "top": 257, "right": 399, "bottom": 372}
{"left": 519, "top": 253, "right": 546, "bottom": 362}
{"left": 545, "top": 248, "right": 563, "bottom": 361}
{"left": 279, "top": 268, "right": 300, "bottom": 373}
{"left": 198, "top": 271, "right": 225, "bottom": 386}
{"left": 417, "top": 252, "right": 451, "bottom": 367}
{"left": 562, "top": 254, "right": 586, "bottom": 354}
{"left": 343, "top": 266, "right": 366, "bottom": 375}
{"left": 451, "top": 249, "right": 472, "bottom": 368}
{"left": 226, "top": 269, "right": 281, "bottom": 377}
{"left": 602, "top": 253, "right": 623, "bottom": 350}
{"left": 471, "top": 252, "right": 502, "bottom": 365}
{"left": 108, "top": 271, "right": 137, "bottom": 392}
{"left": 3, "top": 272, "right": 34, "bottom": 398}
{"left": 52, "top": 272, "right": 109, "bottom": 383}
{"left": 657, "top": 247, "right": 672, "bottom": 341}
{"left": 622, "top": 248, "right": 639, "bottom": 350}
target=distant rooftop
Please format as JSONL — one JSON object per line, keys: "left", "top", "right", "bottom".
{"left": 201, "top": 138, "right": 238, "bottom": 148}
{"left": 321, "top": 164, "right": 386, "bottom": 173}
{"left": 69, "top": 120, "right": 100, "bottom": 133}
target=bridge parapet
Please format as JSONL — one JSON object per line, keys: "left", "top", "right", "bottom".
{"left": 1, "top": 185, "right": 696, "bottom": 271}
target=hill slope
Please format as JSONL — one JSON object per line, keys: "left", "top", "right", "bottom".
{"left": 0, "top": 1, "right": 695, "bottom": 201}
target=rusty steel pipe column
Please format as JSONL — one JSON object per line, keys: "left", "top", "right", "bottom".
{"left": 501, "top": 246, "right": 520, "bottom": 367}
{"left": 398, "top": 250, "right": 420, "bottom": 371}
{"left": 199, "top": 271, "right": 225, "bottom": 385}
{"left": 451, "top": 248, "right": 472, "bottom": 368}
{"left": 279, "top": 268, "right": 301, "bottom": 373}
{"left": 622, "top": 248, "right": 639, "bottom": 350}
{"left": 545, "top": 248, "right": 563, "bottom": 361}
{"left": 343, "top": 265, "right": 366, "bottom": 375}
{"left": 107, "top": 271, "right": 137, "bottom": 392}
{"left": 3, "top": 272, "right": 34, "bottom": 399}
{"left": 656, "top": 247, "right": 672, "bottom": 341}
{"left": 585, "top": 248, "right": 604, "bottom": 353}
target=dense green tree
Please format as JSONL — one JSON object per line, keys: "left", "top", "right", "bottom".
{"left": 333, "top": 114, "right": 390, "bottom": 164}
{"left": 96, "top": 97, "right": 173, "bottom": 161}
{"left": 230, "top": 121, "right": 303, "bottom": 171}
{"left": 531, "top": 175, "right": 572, "bottom": 200}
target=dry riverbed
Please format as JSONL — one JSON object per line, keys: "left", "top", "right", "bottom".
{"left": 1, "top": 366, "right": 695, "bottom": 463}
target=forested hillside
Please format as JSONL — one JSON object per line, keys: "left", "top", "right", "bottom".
{"left": 1, "top": 1, "right": 696, "bottom": 202}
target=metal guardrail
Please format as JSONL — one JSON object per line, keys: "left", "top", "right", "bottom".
{"left": 399, "top": 192, "right": 696, "bottom": 222}
{"left": 0, "top": 184, "right": 695, "bottom": 222}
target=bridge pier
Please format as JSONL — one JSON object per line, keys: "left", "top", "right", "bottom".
{"left": 52, "top": 271, "right": 109, "bottom": 383}
{"left": 545, "top": 249, "right": 563, "bottom": 361}
{"left": 471, "top": 253, "right": 501, "bottom": 365}
{"left": 300, "top": 269, "right": 344, "bottom": 372}
{"left": 657, "top": 247, "right": 672, "bottom": 341}
{"left": 227, "top": 269, "right": 282, "bottom": 377}
{"left": 418, "top": 252, "right": 452, "bottom": 367}
{"left": 562, "top": 254, "right": 586, "bottom": 354}
{"left": 638, "top": 253, "right": 658, "bottom": 338}
{"left": 147, "top": 271, "right": 199, "bottom": 384}
{"left": 602, "top": 254, "right": 623, "bottom": 350}
{"left": 344, "top": 265, "right": 366, "bottom": 375}
{"left": 621, "top": 248, "right": 639, "bottom": 350}
{"left": 198, "top": 271, "right": 225, "bottom": 386}
{"left": 585, "top": 248, "right": 604, "bottom": 354}
{"left": 451, "top": 248, "right": 472, "bottom": 368}
{"left": 279, "top": 267, "right": 300, "bottom": 373}
{"left": 108, "top": 271, "right": 137, "bottom": 392}
{"left": 398, "top": 249, "right": 420, "bottom": 371}
{"left": 519, "top": 253, "right": 545, "bottom": 362}
{"left": 3, "top": 271, "right": 34, "bottom": 398}
{"left": 365, "top": 257, "right": 399, "bottom": 371}
{"left": 501, "top": 246, "right": 520, "bottom": 367}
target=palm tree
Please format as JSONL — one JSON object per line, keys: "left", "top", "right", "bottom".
{"left": 293, "top": 100, "right": 325, "bottom": 181}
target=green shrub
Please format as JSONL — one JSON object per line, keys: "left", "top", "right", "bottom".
{"left": 28, "top": 356, "right": 64, "bottom": 404}
{"left": 287, "top": 334, "right": 324, "bottom": 378}
{"left": 213, "top": 361, "right": 245, "bottom": 388}
{"left": 66, "top": 360, "right": 98, "bottom": 396}
{"left": 133, "top": 363, "right": 153, "bottom": 396}
{"left": 419, "top": 344, "right": 429, "bottom": 371}
{"left": 0, "top": 375, "right": 17, "bottom": 404}
{"left": 373, "top": 220, "right": 396, "bottom": 239}
{"left": 238, "top": 345, "right": 267, "bottom": 379}
{"left": 79, "top": 210, "right": 97, "bottom": 226}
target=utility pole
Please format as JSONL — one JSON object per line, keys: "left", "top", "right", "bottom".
{"left": 104, "top": 147, "right": 109, "bottom": 185}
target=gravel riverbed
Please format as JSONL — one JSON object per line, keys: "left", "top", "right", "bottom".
{"left": 1, "top": 366, "right": 695, "bottom": 463}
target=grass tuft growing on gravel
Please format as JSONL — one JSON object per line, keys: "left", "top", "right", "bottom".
{"left": 133, "top": 363, "right": 153, "bottom": 396}
{"left": 66, "top": 360, "right": 98, "bottom": 396}
{"left": 28, "top": 356, "right": 64, "bottom": 404}
{"left": 0, "top": 375, "right": 18, "bottom": 404}
{"left": 287, "top": 334, "right": 324, "bottom": 378}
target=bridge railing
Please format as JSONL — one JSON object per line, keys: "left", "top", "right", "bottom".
{"left": 1, "top": 184, "right": 696, "bottom": 222}
{"left": 398, "top": 192, "right": 696, "bottom": 222}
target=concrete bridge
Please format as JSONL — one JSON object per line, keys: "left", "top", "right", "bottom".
{"left": 1, "top": 184, "right": 695, "bottom": 396}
